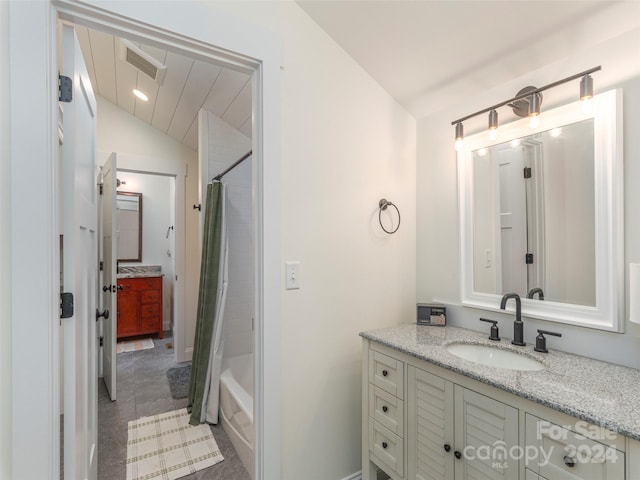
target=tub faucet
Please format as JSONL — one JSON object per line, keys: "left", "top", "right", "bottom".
{"left": 500, "top": 293, "right": 525, "bottom": 346}
{"left": 527, "top": 288, "right": 544, "bottom": 300}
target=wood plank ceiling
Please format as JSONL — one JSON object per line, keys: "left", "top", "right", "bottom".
{"left": 75, "top": 26, "right": 252, "bottom": 151}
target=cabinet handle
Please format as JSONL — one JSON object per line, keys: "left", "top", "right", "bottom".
{"left": 382, "top": 370, "right": 388, "bottom": 377}
{"left": 454, "top": 451, "right": 462, "bottom": 460}
{"left": 382, "top": 405, "right": 388, "bottom": 413}
{"left": 563, "top": 455, "right": 576, "bottom": 468}
{"left": 382, "top": 442, "right": 388, "bottom": 449}
{"left": 444, "top": 444, "right": 451, "bottom": 452}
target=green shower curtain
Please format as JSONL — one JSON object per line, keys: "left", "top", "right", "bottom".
{"left": 188, "top": 181, "right": 223, "bottom": 425}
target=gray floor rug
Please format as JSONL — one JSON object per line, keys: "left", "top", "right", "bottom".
{"left": 166, "top": 364, "right": 191, "bottom": 399}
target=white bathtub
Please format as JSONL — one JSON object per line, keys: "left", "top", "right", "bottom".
{"left": 219, "top": 353, "right": 254, "bottom": 479}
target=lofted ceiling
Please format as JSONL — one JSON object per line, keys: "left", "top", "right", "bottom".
{"left": 75, "top": 2, "right": 640, "bottom": 140}
{"left": 75, "top": 25, "right": 252, "bottom": 151}
{"left": 296, "top": 1, "right": 640, "bottom": 119}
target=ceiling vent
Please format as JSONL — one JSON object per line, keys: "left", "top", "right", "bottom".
{"left": 118, "top": 39, "right": 166, "bottom": 85}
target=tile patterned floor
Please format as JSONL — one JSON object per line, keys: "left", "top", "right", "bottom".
{"left": 98, "top": 333, "right": 251, "bottom": 480}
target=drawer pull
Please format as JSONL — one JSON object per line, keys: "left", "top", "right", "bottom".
{"left": 382, "top": 405, "right": 388, "bottom": 413}
{"left": 382, "top": 370, "right": 388, "bottom": 377}
{"left": 444, "top": 444, "right": 451, "bottom": 452}
{"left": 563, "top": 455, "right": 576, "bottom": 468}
{"left": 454, "top": 450, "right": 462, "bottom": 460}
{"left": 382, "top": 442, "right": 388, "bottom": 449}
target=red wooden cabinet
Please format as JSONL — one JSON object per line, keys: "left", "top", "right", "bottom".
{"left": 116, "top": 276, "right": 163, "bottom": 340}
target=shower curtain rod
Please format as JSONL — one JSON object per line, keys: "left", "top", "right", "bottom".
{"left": 212, "top": 150, "right": 253, "bottom": 182}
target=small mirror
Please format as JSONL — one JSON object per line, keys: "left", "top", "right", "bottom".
{"left": 117, "top": 191, "right": 142, "bottom": 262}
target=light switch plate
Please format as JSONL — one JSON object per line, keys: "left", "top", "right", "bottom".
{"left": 285, "top": 261, "right": 300, "bottom": 290}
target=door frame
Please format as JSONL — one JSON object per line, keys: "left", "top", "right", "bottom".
{"left": 99, "top": 152, "right": 186, "bottom": 361}
{"left": 8, "top": 1, "right": 282, "bottom": 478}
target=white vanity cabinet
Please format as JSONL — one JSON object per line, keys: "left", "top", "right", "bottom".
{"left": 362, "top": 339, "right": 627, "bottom": 480}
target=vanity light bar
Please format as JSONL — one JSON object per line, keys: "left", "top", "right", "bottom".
{"left": 451, "top": 65, "right": 601, "bottom": 146}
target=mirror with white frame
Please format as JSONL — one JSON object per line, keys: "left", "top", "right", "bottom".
{"left": 458, "top": 89, "right": 623, "bottom": 331}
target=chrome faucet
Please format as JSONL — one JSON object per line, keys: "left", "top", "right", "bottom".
{"left": 527, "top": 288, "right": 544, "bottom": 300}
{"left": 500, "top": 293, "right": 525, "bottom": 346}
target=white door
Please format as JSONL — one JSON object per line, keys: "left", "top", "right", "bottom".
{"left": 61, "top": 24, "right": 99, "bottom": 480}
{"left": 102, "top": 153, "right": 118, "bottom": 401}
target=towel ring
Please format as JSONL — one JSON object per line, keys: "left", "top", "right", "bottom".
{"left": 378, "top": 198, "right": 400, "bottom": 234}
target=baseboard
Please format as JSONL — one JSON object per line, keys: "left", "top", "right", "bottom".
{"left": 340, "top": 471, "right": 362, "bottom": 480}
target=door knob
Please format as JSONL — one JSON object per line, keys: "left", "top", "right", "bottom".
{"left": 95, "top": 309, "right": 109, "bottom": 321}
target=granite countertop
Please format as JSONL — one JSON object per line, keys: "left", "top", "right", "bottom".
{"left": 360, "top": 324, "right": 640, "bottom": 441}
{"left": 116, "top": 265, "right": 163, "bottom": 279}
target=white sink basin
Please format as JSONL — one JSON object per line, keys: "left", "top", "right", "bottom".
{"left": 446, "top": 343, "right": 544, "bottom": 371}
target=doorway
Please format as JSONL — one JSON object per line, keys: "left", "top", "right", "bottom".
{"left": 52, "top": 2, "right": 280, "bottom": 478}
{"left": 8, "top": 1, "right": 282, "bottom": 477}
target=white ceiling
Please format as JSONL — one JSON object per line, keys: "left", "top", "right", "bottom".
{"left": 75, "top": 25, "right": 252, "bottom": 151}
{"left": 297, "top": 1, "right": 640, "bottom": 119}
{"left": 76, "top": 2, "right": 640, "bottom": 142}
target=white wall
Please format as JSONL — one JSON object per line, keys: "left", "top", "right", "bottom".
{"left": 417, "top": 26, "right": 640, "bottom": 369}
{"left": 203, "top": 111, "right": 254, "bottom": 359}
{"left": 542, "top": 127, "right": 595, "bottom": 305}
{"left": 117, "top": 172, "right": 175, "bottom": 330}
{"left": 96, "top": 96, "right": 199, "bottom": 346}
{"left": 0, "top": 0, "right": 12, "bottom": 476}
{"left": 207, "top": 3, "right": 417, "bottom": 479}
{"left": 7, "top": 2, "right": 413, "bottom": 478}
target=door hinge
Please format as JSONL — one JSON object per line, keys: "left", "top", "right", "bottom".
{"left": 525, "top": 253, "right": 534, "bottom": 264}
{"left": 99, "top": 183, "right": 104, "bottom": 195}
{"left": 60, "top": 292, "right": 74, "bottom": 318}
{"left": 523, "top": 167, "right": 532, "bottom": 179}
{"left": 99, "top": 261, "right": 104, "bottom": 271}
{"left": 99, "top": 336, "right": 104, "bottom": 347}
{"left": 58, "top": 75, "right": 72, "bottom": 103}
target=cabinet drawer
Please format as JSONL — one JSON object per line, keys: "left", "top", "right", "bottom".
{"left": 369, "top": 349, "right": 404, "bottom": 399}
{"left": 135, "top": 277, "right": 162, "bottom": 290}
{"left": 369, "top": 385, "right": 404, "bottom": 437}
{"left": 141, "top": 290, "right": 161, "bottom": 304}
{"left": 141, "top": 303, "right": 160, "bottom": 318}
{"left": 140, "top": 317, "right": 161, "bottom": 332}
{"left": 118, "top": 277, "right": 162, "bottom": 291}
{"left": 369, "top": 418, "right": 404, "bottom": 478}
{"left": 525, "top": 414, "right": 624, "bottom": 480}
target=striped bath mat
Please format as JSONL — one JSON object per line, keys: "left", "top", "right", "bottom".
{"left": 127, "top": 408, "right": 224, "bottom": 480}
{"left": 117, "top": 338, "right": 155, "bottom": 354}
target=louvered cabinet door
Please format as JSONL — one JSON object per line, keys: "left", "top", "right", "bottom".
{"left": 454, "top": 385, "right": 519, "bottom": 480}
{"left": 408, "top": 366, "right": 455, "bottom": 480}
